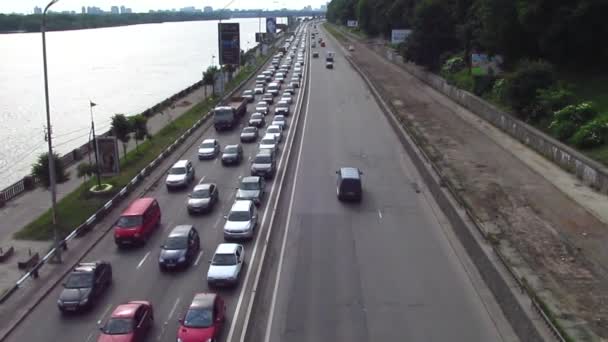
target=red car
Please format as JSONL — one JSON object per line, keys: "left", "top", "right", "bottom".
{"left": 177, "top": 293, "right": 225, "bottom": 342}
{"left": 98, "top": 301, "right": 154, "bottom": 342}
{"left": 113, "top": 197, "right": 161, "bottom": 246}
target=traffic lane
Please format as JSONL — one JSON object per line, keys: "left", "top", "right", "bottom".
{"left": 3, "top": 49, "right": 302, "bottom": 342}
{"left": 268, "top": 30, "right": 508, "bottom": 341}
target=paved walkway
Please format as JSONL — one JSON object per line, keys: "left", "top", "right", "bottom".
{"left": 334, "top": 26, "right": 608, "bottom": 339}
{"left": 0, "top": 84, "right": 211, "bottom": 292}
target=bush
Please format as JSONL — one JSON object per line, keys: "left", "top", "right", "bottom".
{"left": 441, "top": 55, "right": 465, "bottom": 75}
{"left": 491, "top": 78, "right": 507, "bottom": 102}
{"left": 504, "top": 60, "right": 556, "bottom": 116}
{"left": 472, "top": 75, "right": 496, "bottom": 96}
{"left": 550, "top": 102, "right": 599, "bottom": 140}
{"left": 31, "top": 152, "right": 70, "bottom": 188}
{"left": 524, "top": 86, "right": 575, "bottom": 123}
{"left": 570, "top": 116, "right": 608, "bottom": 148}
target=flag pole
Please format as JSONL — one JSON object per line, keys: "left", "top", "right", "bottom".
{"left": 90, "top": 101, "right": 101, "bottom": 187}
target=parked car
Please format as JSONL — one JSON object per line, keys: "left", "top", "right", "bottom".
{"left": 165, "top": 159, "right": 195, "bottom": 190}
{"left": 114, "top": 198, "right": 161, "bottom": 246}
{"left": 97, "top": 301, "right": 153, "bottom": 342}
{"left": 158, "top": 225, "right": 200, "bottom": 270}
{"left": 207, "top": 243, "right": 245, "bottom": 287}
{"left": 198, "top": 139, "right": 220, "bottom": 160}
{"left": 187, "top": 183, "right": 219, "bottom": 214}
{"left": 58, "top": 261, "right": 112, "bottom": 313}
{"left": 177, "top": 293, "right": 225, "bottom": 342}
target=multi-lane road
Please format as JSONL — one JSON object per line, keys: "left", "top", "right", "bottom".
{"left": 4, "top": 22, "right": 519, "bottom": 342}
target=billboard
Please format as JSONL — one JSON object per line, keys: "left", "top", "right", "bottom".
{"left": 346, "top": 20, "right": 358, "bottom": 28}
{"left": 96, "top": 136, "right": 120, "bottom": 176}
{"left": 266, "top": 17, "right": 277, "bottom": 34}
{"left": 218, "top": 22, "right": 240, "bottom": 65}
{"left": 391, "top": 29, "right": 412, "bottom": 44}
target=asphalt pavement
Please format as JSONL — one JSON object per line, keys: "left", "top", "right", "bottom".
{"left": 3, "top": 25, "right": 310, "bottom": 342}
{"left": 258, "top": 26, "right": 519, "bottom": 342}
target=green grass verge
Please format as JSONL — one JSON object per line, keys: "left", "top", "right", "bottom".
{"left": 15, "top": 58, "right": 268, "bottom": 241}
{"left": 323, "top": 23, "right": 347, "bottom": 43}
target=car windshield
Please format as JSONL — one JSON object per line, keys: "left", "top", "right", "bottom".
{"left": 164, "top": 235, "right": 188, "bottom": 250}
{"left": 243, "top": 90, "right": 252, "bottom": 95}
{"left": 116, "top": 215, "right": 142, "bottom": 228}
{"left": 201, "top": 142, "right": 214, "bottom": 149}
{"left": 228, "top": 210, "right": 251, "bottom": 221}
{"left": 268, "top": 128, "right": 279, "bottom": 133}
{"left": 212, "top": 253, "right": 237, "bottom": 266}
{"left": 261, "top": 138, "right": 275, "bottom": 145}
{"left": 191, "top": 188, "right": 210, "bottom": 198}
{"left": 169, "top": 167, "right": 186, "bottom": 175}
{"left": 243, "top": 127, "right": 256, "bottom": 133}
{"left": 183, "top": 308, "right": 213, "bottom": 328}
{"left": 225, "top": 146, "right": 238, "bottom": 153}
{"left": 274, "top": 117, "right": 285, "bottom": 122}
{"left": 257, "top": 103, "right": 267, "bottom": 107}
{"left": 240, "top": 180, "right": 260, "bottom": 190}
{"left": 64, "top": 273, "right": 93, "bottom": 288}
{"left": 102, "top": 318, "right": 133, "bottom": 335}
{"left": 254, "top": 155, "right": 272, "bottom": 164}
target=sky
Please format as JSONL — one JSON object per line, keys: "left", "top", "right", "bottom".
{"left": 0, "top": 0, "right": 328, "bottom": 14}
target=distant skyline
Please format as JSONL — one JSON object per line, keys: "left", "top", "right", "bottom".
{"left": 1, "top": 0, "right": 328, "bottom": 14}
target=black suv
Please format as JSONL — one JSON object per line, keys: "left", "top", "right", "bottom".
{"left": 251, "top": 150, "right": 277, "bottom": 179}
{"left": 336, "top": 167, "right": 363, "bottom": 201}
{"left": 57, "top": 261, "right": 112, "bottom": 313}
{"left": 159, "top": 225, "right": 200, "bottom": 270}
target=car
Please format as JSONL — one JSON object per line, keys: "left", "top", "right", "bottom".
{"left": 236, "top": 176, "right": 265, "bottom": 205}
{"left": 312, "top": 43, "right": 317, "bottom": 48}
{"left": 293, "top": 72, "right": 302, "bottom": 79}
{"left": 207, "top": 244, "right": 245, "bottom": 287}
{"left": 265, "top": 125, "right": 283, "bottom": 143}
{"left": 262, "top": 93, "right": 274, "bottom": 105}
{"left": 280, "top": 95, "right": 293, "bottom": 104}
{"left": 255, "top": 101, "right": 269, "bottom": 115}
{"left": 254, "top": 85, "right": 265, "bottom": 94}
{"left": 321, "top": 41, "right": 326, "bottom": 47}
{"left": 242, "top": 90, "right": 254, "bottom": 103}
{"left": 57, "top": 261, "right": 112, "bottom": 313}
{"left": 348, "top": 45, "right": 355, "bottom": 51}
{"left": 259, "top": 134, "right": 279, "bottom": 153}
{"left": 187, "top": 183, "right": 219, "bottom": 214}
{"left": 312, "top": 51, "right": 319, "bottom": 58}
{"left": 114, "top": 198, "right": 161, "bottom": 246}
{"left": 326, "top": 52, "right": 335, "bottom": 62}
{"left": 283, "top": 87, "right": 296, "bottom": 96}
{"left": 255, "top": 75, "right": 266, "bottom": 84}
{"left": 279, "top": 68, "right": 289, "bottom": 75}
{"left": 251, "top": 150, "right": 277, "bottom": 179}
{"left": 267, "top": 82, "right": 281, "bottom": 96}
{"left": 275, "top": 101, "right": 290, "bottom": 116}
{"left": 272, "top": 115, "right": 288, "bottom": 130}
{"left": 294, "top": 66, "right": 302, "bottom": 73}
{"left": 240, "top": 126, "right": 258, "bottom": 143}
{"left": 158, "top": 225, "right": 200, "bottom": 269}
{"left": 262, "top": 70, "right": 273, "bottom": 77}
{"left": 248, "top": 113, "right": 266, "bottom": 128}
{"left": 198, "top": 139, "right": 220, "bottom": 160}
{"left": 221, "top": 144, "right": 243, "bottom": 166}
{"left": 326, "top": 61, "right": 334, "bottom": 69}
{"left": 336, "top": 167, "right": 363, "bottom": 201}
{"left": 97, "top": 301, "right": 153, "bottom": 342}
{"left": 275, "top": 74, "right": 285, "bottom": 83}
{"left": 223, "top": 200, "right": 258, "bottom": 240}
{"left": 280, "top": 64, "right": 291, "bottom": 70}
{"left": 290, "top": 79, "right": 300, "bottom": 88}
{"left": 177, "top": 293, "right": 225, "bottom": 342}
{"left": 264, "top": 74, "right": 272, "bottom": 82}
{"left": 165, "top": 159, "right": 195, "bottom": 190}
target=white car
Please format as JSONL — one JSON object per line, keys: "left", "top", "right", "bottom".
{"left": 275, "top": 100, "right": 290, "bottom": 116}
{"left": 266, "top": 125, "right": 283, "bottom": 143}
{"left": 254, "top": 85, "right": 264, "bottom": 94}
{"left": 165, "top": 159, "right": 195, "bottom": 189}
{"left": 280, "top": 95, "right": 293, "bottom": 104}
{"left": 259, "top": 134, "right": 279, "bottom": 152}
{"left": 348, "top": 45, "right": 355, "bottom": 51}
{"left": 198, "top": 139, "right": 220, "bottom": 160}
{"left": 223, "top": 200, "right": 257, "bottom": 240}
{"left": 255, "top": 101, "right": 269, "bottom": 115}
{"left": 207, "top": 243, "right": 245, "bottom": 287}
{"left": 272, "top": 115, "right": 288, "bottom": 130}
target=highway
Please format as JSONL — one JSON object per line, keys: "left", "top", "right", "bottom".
{"left": 4, "top": 25, "right": 310, "bottom": 342}
{"left": 251, "top": 26, "right": 519, "bottom": 341}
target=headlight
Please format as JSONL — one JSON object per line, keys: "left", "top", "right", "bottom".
{"left": 177, "top": 338, "right": 183, "bottom": 342}
{"left": 79, "top": 298, "right": 89, "bottom": 305}
{"left": 57, "top": 299, "right": 63, "bottom": 306}
{"left": 206, "top": 338, "right": 213, "bottom": 342}
{"left": 159, "top": 257, "right": 165, "bottom": 263}
{"left": 178, "top": 256, "right": 186, "bottom": 262}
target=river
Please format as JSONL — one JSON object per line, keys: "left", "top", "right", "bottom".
{"left": 0, "top": 18, "right": 285, "bottom": 189}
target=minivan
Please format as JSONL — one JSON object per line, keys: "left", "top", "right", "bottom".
{"left": 223, "top": 200, "right": 257, "bottom": 240}
{"left": 336, "top": 167, "right": 363, "bottom": 201}
{"left": 114, "top": 197, "right": 161, "bottom": 246}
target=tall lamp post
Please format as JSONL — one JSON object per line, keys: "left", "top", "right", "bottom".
{"left": 89, "top": 101, "right": 102, "bottom": 187}
{"left": 42, "top": 0, "right": 62, "bottom": 263}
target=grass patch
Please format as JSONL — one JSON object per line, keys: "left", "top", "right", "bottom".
{"left": 323, "top": 23, "right": 347, "bottom": 43}
{"left": 15, "top": 57, "right": 269, "bottom": 241}
{"left": 347, "top": 27, "right": 367, "bottom": 39}
{"left": 444, "top": 69, "right": 474, "bottom": 93}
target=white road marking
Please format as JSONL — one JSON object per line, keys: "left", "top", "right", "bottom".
{"left": 227, "top": 27, "right": 312, "bottom": 342}
{"left": 262, "top": 33, "right": 314, "bottom": 342}
{"left": 378, "top": 210, "right": 383, "bottom": 219}
{"left": 136, "top": 251, "right": 150, "bottom": 270}
{"left": 213, "top": 215, "right": 224, "bottom": 231}
{"left": 198, "top": 176, "right": 206, "bottom": 184}
{"left": 98, "top": 303, "right": 112, "bottom": 322}
{"left": 168, "top": 297, "right": 181, "bottom": 321}
{"left": 84, "top": 331, "right": 94, "bottom": 342}
{"left": 194, "top": 250, "right": 204, "bottom": 266}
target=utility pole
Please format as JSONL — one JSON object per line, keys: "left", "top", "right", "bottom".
{"left": 89, "top": 101, "right": 101, "bottom": 187}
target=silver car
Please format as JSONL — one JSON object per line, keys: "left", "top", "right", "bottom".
{"left": 259, "top": 134, "right": 279, "bottom": 152}
{"left": 207, "top": 243, "right": 244, "bottom": 287}
{"left": 223, "top": 200, "right": 257, "bottom": 240}
{"left": 165, "top": 160, "right": 195, "bottom": 189}
{"left": 198, "top": 139, "right": 220, "bottom": 160}
{"left": 187, "top": 183, "right": 219, "bottom": 214}
{"left": 236, "top": 176, "right": 265, "bottom": 205}
{"left": 255, "top": 101, "right": 269, "bottom": 115}
{"left": 266, "top": 125, "right": 283, "bottom": 143}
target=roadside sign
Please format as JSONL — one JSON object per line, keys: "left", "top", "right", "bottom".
{"left": 218, "top": 22, "right": 240, "bottom": 65}
{"left": 346, "top": 20, "right": 358, "bottom": 28}
{"left": 391, "top": 29, "right": 412, "bottom": 44}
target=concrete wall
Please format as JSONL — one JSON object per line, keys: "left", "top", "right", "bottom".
{"left": 375, "top": 46, "right": 608, "bottom": 195}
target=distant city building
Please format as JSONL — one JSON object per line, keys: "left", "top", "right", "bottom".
{"left": 120, "top": 5, "right": 126, "bottom": 14}
{"left": 86, "top": 6, "right": 104, "bottom": 15}
{"left": 124, "top": 8, "right": 132, "bottom": 13}
{"left": 81, "top": 6, "right": 86, "bottom": 14}
{"left": 320, "top": 4, "right": 327, "bottom": 11}
{"left": 303, "top": 5, "right": 312, "bottom": 11}
{"left": 111, "top": 6, "right": 119, "bottom": 14}
{"left": 204, "top": 6, "right": 213, "bottom": 13}
{"left": 34, "top": 6, "right": 42, "bottom": 14}
{"left": 180, "top": 6, "right": 198, "bottom": 13}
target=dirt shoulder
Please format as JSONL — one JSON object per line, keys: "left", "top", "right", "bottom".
{"left": 331, "top": 28, "right": 608, "bottom": 340}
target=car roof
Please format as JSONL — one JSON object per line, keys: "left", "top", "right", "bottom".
{"left": 111, "top": 302, "right": 141, "bottom": 318}
{"left": 215, "top": 243, "right": 240, "bottom": 254}
{"left": 190, "top": 293, "right": 216, "bottom": 309}
{"left": 202, "top": 138, "right": 216, "bottom": 144}
{"left": 172, "top": 159, "right": 189, "bottom": 168}
{"left": 231, "top": 200, "right": 253, "bottom": 212}
{"left": 193, "top": 183, "right": 212, "bottom": 191}
{"left": 241, "top": 176, "right": 260, "bottom": 183}
{"left": 122, "top": 197, "right": 156, "bottom": 216}
{"left": 340, "top": 167, "right": 361, "bottom": 179}
{"left": 261, "top": 134, "right": 276, "bottom": 140}
{"left": 73, "top": 261, "right": 101, "bottom": 273}
{"left": 168, "top": 224, "right": 192, "bottom": 237}
{"left": 225, "top": 144, "right": 239, "bottom": 149}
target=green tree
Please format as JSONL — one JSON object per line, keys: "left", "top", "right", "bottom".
{"left": 130, "top": 115, "right": 149, "bottom": 152}
{"left": 31, "top": 152, "right": 70, "bottom": 188}
{"left": 76, "top": 162, "right": 96, "bottom": 185}
{"left": 202, "top": 65, "right": 219, "bottom": 97}
{"left": 110, "top": 114, "right": 132, "bottom": 161}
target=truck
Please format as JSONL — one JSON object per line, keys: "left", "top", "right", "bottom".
{"left": 213, "top": 96, "right": 247, "bottom": 131}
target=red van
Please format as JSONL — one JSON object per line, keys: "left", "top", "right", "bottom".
{"left": 114, "top": 197, "right": 161, "bottom": 246}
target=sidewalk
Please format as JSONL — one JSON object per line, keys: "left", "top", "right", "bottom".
{"left": 333, "top": 28, "right": 608, "bottom": 339}
{"left": 0, "top": 84, "right": 211, "bottom": 294}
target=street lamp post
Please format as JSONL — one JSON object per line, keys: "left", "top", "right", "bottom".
{"left": 42, "top": 0, "right": 62, "bottom": 263}
{"left": 89, "top": 101, "right": 102, "bottom": 187}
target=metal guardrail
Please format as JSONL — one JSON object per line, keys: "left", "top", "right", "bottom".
{"left": 0, "top": 38, "right": 282, "bottom": 306}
